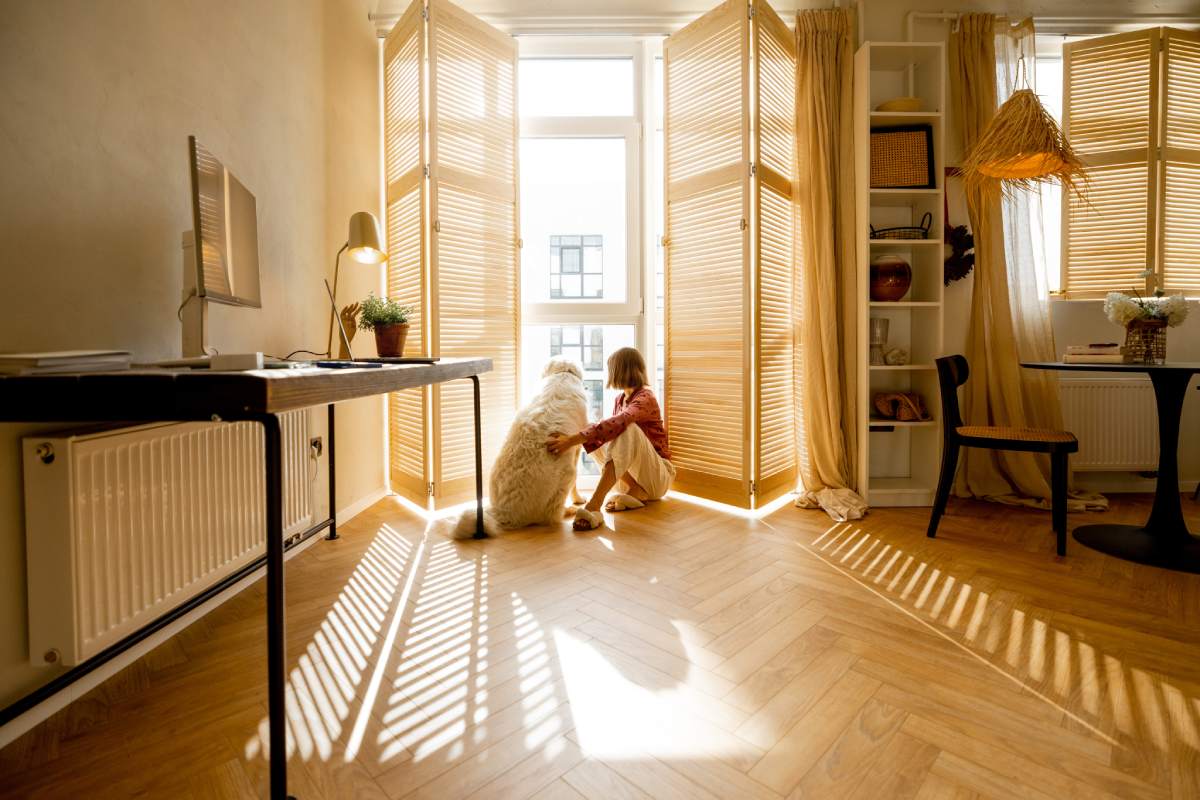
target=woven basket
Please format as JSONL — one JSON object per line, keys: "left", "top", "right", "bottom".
{"left": 870, "top": 211, "right": 933, "bottom": 240}
{"left": 1123, "top": 318, "right": 1167, "bottom": 364}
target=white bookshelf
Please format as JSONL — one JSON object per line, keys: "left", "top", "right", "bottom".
{"left": 853, "top": 41, "right": 946, "bottom": 508}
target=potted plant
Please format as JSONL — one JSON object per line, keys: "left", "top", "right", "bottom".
{"left": 1103, "top": 289, "right": 1189, "bottom": 364}
{"left": 358, "top": 293, "right": 413, "bottom": 357}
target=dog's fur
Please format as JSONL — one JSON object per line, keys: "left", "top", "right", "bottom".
{"left": 451, "top": 358, "right": 589, "bottom": 538}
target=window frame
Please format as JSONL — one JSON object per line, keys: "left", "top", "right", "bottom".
{"left": 516, "top": 36, "right": 662, "bottom": 373}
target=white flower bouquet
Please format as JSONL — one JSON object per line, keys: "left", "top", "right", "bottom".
{"left": 1103, "top": 292, "right": 1189, "bottom": 328}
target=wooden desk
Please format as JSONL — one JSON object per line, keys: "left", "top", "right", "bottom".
{"left": 1022, "top": 361, "right": 1200, "bottom": 574}
{"left": 0, "top": 358, "right": 493, "bottom": 800}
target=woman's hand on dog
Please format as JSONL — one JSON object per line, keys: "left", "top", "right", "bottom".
{"left": 546, "top": 431, "right": 583, "bottom": 456}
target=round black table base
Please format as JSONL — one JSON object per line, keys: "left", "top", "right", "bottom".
{"left": 1073, "top": 524, "right": 1200, "bottom": 575}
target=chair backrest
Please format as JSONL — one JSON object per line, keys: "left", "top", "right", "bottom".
{"left": 934, "top": 355, "right": 969, "bottom": 435}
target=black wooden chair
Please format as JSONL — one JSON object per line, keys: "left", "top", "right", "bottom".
{"left": 927, "top": 355, "right": 1078, "bottom": 556}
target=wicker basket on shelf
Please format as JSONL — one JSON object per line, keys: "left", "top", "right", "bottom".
{"left": 870, "top": 211, "right": 933, "bottom": 240}
{"left": 1123, "top": 318, "right": 1167, "bottom": 364}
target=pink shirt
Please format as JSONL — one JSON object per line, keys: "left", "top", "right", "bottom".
{"left": 581, "top": 387, "right": 672, "bottom": 461}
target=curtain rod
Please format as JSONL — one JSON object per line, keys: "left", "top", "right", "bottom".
{"left": 905, "top": 11, "right": 1200, "bottom": 41}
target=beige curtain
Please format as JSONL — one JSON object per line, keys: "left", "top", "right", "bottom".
{"left": 950, "top": 15, "right": 1104, "bottom": 511}
{"left": 951, "top": 13, "right": 1048, "bottom": 499}
{"left": 995, "top": 20, "right": 1063, "bottom": 439}
{"left": 793, "top": 8, "right": 865, "bottom": 521}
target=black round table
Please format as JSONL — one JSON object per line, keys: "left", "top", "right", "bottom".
{"left": 1022, "top": 361, "right": 1200, "bottom": 573}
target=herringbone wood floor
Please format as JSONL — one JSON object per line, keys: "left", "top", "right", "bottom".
{"left": 3, "top": 493, "right": 1200, "bottom": 799}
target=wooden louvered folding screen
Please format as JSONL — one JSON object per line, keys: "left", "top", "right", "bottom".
{"left": 664, "top": 0, "right": 752, "bottom": 508}
{"left": 384, "top": 0, "right": 519, "bottom": 506}
{"left": 1062, "top": 28, "right": 1200, "bottom": 298}
{"left": 1160, "top": 29, "right": 1200, "bottom": 293}
{"left": 384, "top": 0, "right": 429, "bottom": 503}
{"left": 663, "top": 0, "right": 796, "bottom": 508}
{"left": 751, "top": 0, "right": 797, "bottom": 504}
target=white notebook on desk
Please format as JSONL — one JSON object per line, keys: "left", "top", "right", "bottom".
{"left": 0, "top": 350, "right": 132, "bottom": 375}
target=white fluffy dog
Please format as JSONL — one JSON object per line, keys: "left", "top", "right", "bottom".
{"left": 451, "top": 358, "right": 589, "bottom": 538}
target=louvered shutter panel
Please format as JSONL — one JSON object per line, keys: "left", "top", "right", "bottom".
{"left": 384, "top": 0, "right": 430, "bottom": 503}
{"left": 751, "top": 0, "right": 796, "bottom": 504}
{"left": 1062, "top": 30, "right": 1159, "bottom": 298}
{"left": 1161, "top": 28, "right": 1200, "bottom": 296}
{"left": 428, "top": 0, "right": 519, "bottom": 505}
{"left": 664, "top": 0, "right": 752, "bottom": 508}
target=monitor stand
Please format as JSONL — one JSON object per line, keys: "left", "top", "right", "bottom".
{"left": 180, "top": 230, "right": 211, "bottom": 358}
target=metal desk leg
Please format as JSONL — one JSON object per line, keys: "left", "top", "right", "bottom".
{"left": 471, "top": 375, "right": 485, "bottom": 539}
{"left": 259, "top": 414, "right": 293, "bottom": 800}
{"left": 326, "top": 404, "right": 338, "bottom": 540}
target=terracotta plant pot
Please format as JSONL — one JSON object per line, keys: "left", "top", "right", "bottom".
{"left": 869, "top": 254, "right": 913, "bottom": 302}
{"left": 373, "top": 323, "right": 409, "bottom": 357}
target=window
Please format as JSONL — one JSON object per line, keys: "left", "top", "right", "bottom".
{"left": 521, "top": 137, "right": 628, "bottom": 305}
{"left": 520, "top": 323, "right": 636, "bottom": 480}
{"left": 519, "top": 58, "right": 634, "bottom": 117}
{"left": 549, "top": 325, "right": 604, "bottom": 370}
{"left": 517, "top": 39, "right": 663, "bottom": 487}
{"left": 550, "top": 236, "right": 604, "bottom": 298}
{"left": 1057, "top": 28, "right": 1200, "bottom": 298}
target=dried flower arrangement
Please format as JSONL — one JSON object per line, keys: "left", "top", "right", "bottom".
{"left": 1103, "top": 292, "right": 1189, "bottom": 328}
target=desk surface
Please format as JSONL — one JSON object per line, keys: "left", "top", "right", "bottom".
{"left": 0, "top": 357, "right": 493, "bottom": 421}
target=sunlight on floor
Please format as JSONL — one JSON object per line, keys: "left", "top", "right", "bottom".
{"left": 789, "top": 519, "right": 1200, "bottom": 754}
{"left": 553, "top": 628, "right": 756, "bottom": 760}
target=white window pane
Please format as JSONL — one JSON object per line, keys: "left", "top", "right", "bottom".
{"left": 583, "top": 245, "right": 602, "bottom": 273}
{"left": 521, "top": 324, "right": 638, "bottom": 418}
{"left": 561, "top": 274, "right": 582, "bottom": 297}
{"left": 521, "top": 137, "right": 627, "bottom": 303}
{"left": 519, "top": 58, "right": 634, "bottom": 117}
{"left": 562, "top": 247, "right": 582, "bottom": 273}
{"left": 583, "top": 275, "right": 603, "bottom": 298}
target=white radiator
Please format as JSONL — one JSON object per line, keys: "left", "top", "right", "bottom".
{"left": 22, "top": 412, "right": 313, "bottom": 667}
{"left": 1058, "top": 380, "right": 1158, "bottom": 471}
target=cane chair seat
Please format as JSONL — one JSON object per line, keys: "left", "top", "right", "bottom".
{"left": 955, "top": 425, "right": 1078, "bottom": 447}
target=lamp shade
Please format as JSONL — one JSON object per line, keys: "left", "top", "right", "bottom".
{"left": 960, "top": 89, "right": 1085, "bottom": 197}
{"left": 347, "top": 211, "right": 387, "bottom": 264}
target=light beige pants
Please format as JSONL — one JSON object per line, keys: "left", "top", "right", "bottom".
{"left": 593, "top": 424, "right": 676, "bottom": 500}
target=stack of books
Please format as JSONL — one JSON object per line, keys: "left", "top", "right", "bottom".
{"left": 1062, "top": 343, "right": 1123, "bottom": 364}
{"left": 0, "top": 350, "right": 133, "bottom": 376}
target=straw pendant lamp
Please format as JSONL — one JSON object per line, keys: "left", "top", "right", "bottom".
{"left": 960, "top": 56, "right": 1086, "bottom": 196}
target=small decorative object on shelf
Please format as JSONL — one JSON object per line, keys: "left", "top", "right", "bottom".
{"left": 869, "top": 254, "right": 912, "bottom": 301}
{"left": 871, "top": 211, "right": 932, "bottom": 240}
{"left": 875, "top": 96, "right": 922, "bottom": 112}
{"left": 873, "top": 392, "right": 931, "bottom": 422}
{"left": 884, "top": 346, "right": 909, "bottom": 366}
{"left": 869, "top": 317, "right": 889, "bottom": 365}
{"left": 358, "top": 293, "right": 413, "bottom": 357}
{"left": 1103, "top": 290, "right": 1189, "bottom": 365}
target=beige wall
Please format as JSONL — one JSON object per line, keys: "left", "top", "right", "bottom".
{"left": 0, "top": 0, "right": 384, "bottom": 707}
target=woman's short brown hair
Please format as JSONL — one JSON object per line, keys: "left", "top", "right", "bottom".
{"left": 606, "top": 347, "right": 649, "bottom": 390}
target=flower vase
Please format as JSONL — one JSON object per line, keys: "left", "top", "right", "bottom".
{"left": 1123, "top": 318, "right": 1167, "bottom": 364}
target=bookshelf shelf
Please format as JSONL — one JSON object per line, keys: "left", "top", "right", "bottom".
{"left": 855, "top": 40, "right": 946, "bottom": 509}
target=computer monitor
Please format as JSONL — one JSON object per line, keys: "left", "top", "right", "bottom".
{"left": 187, "top": 136, "right": 261, "bottom": 308}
